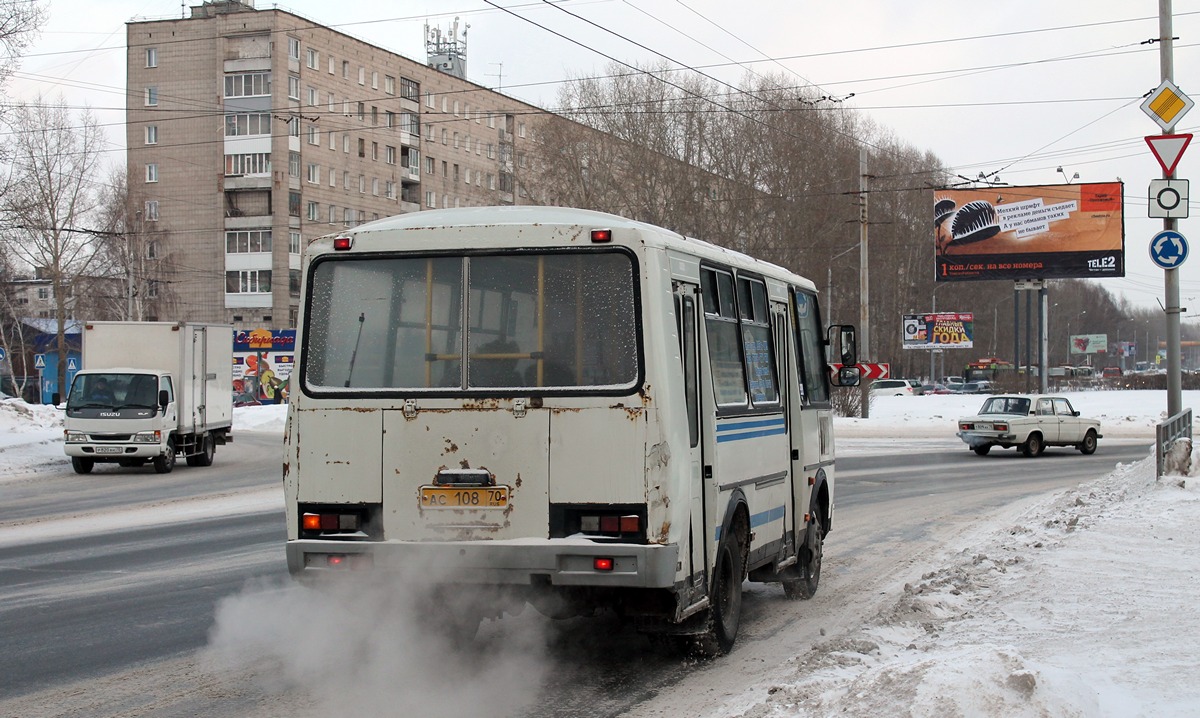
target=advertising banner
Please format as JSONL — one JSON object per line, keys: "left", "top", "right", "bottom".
{"left": 233, "top": 328, "right": 296, "bottom": 403}
{"left": 902, "top": 312, "right": 974, "bottom": 349}
{"left": 933, "top": 182, "right": 1124, "bottom": 282}
{"left": 1070, "top": 334, "right": 1109, "bottom": 355}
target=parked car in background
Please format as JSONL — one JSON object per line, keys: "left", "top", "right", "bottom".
{"left": 922, "top": 383, "right": 953, "bottom": 395}
{"left": 944, "top": 380, "right": 966, "bottom": 393}
{"left": 944, "top": 375, "right": 965, "bottom": 385}
{"left": 904, "top": 379, "right": 925, "bottom": 396}
{"left": 956, "top": 394, "right": 1102, "bottom": 457}
{"left": 962, "top": 380, "right": 994, "bottom": 394}
{"left": 871, "top": 379, "right": 915, "bottom": 396}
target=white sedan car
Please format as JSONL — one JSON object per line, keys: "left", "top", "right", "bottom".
{"left": 956, "top": 394, "right": 1102, "bottom": 457}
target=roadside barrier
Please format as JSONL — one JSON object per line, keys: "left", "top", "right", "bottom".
{"left": 1155, "top": 408, "right": 1193, "bottom": 479}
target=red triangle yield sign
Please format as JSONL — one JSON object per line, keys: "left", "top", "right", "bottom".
{"left": 1146, "top": 133, "right": 1193, "bottom": 175}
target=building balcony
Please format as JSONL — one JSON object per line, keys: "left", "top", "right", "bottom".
{"left": 400, "top": 200, "right": 420, "bottom": 214}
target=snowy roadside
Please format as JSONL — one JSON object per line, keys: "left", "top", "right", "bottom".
{"left": 705, "top": 453, "right": 1200, "bottom": 718}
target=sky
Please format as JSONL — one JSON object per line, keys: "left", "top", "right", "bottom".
{"left": 2, "top": 390, "right": 1198, "bottom": 715}
{"left": 6, "top": 0, "right": 1200, "bottom": 312}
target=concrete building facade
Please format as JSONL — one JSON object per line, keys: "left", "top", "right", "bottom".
{"left": 126, "top": 0, "right": 537, "bottom": 329}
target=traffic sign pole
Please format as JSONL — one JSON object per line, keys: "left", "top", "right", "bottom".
{"left": 1155, "top": 3, "right": 1184, "bottom": 418}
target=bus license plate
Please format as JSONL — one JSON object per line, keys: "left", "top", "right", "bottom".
{"left": 420, "top": 486, "right": 509, "bottom": 509}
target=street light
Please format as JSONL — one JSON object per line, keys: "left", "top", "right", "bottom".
{"left": 826, "top": 244, "right": 859, "bottom": 316}
{"left": 1056, "top": 166, "right": 1080, "bottom": 184}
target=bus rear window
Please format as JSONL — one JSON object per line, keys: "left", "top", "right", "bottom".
{"left": 303, "top": 251, "right": 639, "bottom": 392}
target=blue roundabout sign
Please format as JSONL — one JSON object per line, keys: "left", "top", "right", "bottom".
{"left": 1150, "top": 230, "right": 1189, "bottom": 269}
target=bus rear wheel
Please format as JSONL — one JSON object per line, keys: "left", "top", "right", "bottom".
{"left": 693, "top": 520, "right": 745, "bottom": 657}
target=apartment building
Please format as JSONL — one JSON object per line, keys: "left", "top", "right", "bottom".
{"left": 126, "top": 0, "right": 537, "bottom": 328}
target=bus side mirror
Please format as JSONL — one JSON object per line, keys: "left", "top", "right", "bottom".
{"left": 52, "top": 392, "right": 61, "bottom": 406}
{"left": 827, "top": 325, "right": 857, "bottom": 366}
{"left": 831, "top": 365, "right": 861, "bottom": 387}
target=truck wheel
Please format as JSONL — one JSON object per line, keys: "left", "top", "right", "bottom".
{"left": 71, "top": 457, "right": 94, "bottom": 474}
{"left": 153, "top": 438, "right": 176, "bottom": 474}
{"left": 1079, "top": 430, "right": 1098, "bottom": 455}
{"left": 783, "top": 505, "right": 824, "bottom": 600}
{"left": 693, "top": 518, "right": 745, "bottom": 657}
{"left": 1021, "top": 433, "right": 1042, "bottom": 457}
{"left": 187, "top": 434, "right": 215, "bottom": 467}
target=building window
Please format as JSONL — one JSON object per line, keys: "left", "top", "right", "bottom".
{"left": 290, "top": 231, "right": 302, "bottom": 254}
{"left": 226, "top": 270, "right": 271, "bottom": 294}
{"left": 224, "top": 113, "right": 271, "bottom": 136}
{"left": 328, "top": 56, "right": 335, "bottom": 74}
{"left": 385, "top": 75, "right": 395, "bottom": 95}
{"left": 306, "top": 47, "right": 318, "bottom": 69}
{"left": 307, "top": 87, "right": 318, "bottom": 106}
{"left": 327, "top": 92, "right": 335, "bottom": 113}
{"left": 371, "top": 142, "right": 378, "bottom": 160}
{"left": 518, "top": 122, "right": 526, "bottom": 138}
{"left": 343, "top": 171, "right": 350, "bottom": 189}
{"left": 145, "top": 125, "right": 157, "bottom": 144}
{"left": 289, "top": 151, "right": 300, "bottom": 178}
{"left": 358, "top": 66, "right": 365, "bottom": 85}
{"left": 372, "top": 178, "right": 379, "bottom": 196}
{"left": 425, "top": 190, "right": 435, "bottom": 207}
{"left": 401, "top": 77, "right": 419, "bottom": 101}
{"left": 288, "top": 116, "right": 300, "bottom": 138}
{"left": 401, "top": 113, "right": 419, "bottom": 135}
{"left": 345, "top": 208, "right": 356, "bottom": 225}
{"left": 289, "top": 191, "right": 301, "bottom": 217}
{"left": 371, "top": 71, "right": 379, "bottom": 89}
{"left": 288, "top": 75, "right": 300, "bottom": 101}
{"left": 425, "top": 91, "right": 434, "bottom": 108}
{"left": 328, "top": 204, "right": 336, "bottom": 224}
{"left": 358, "top": 175, "right": 366, "bottom": 193}
{"left": 145, "top": 86, "right": 158, "bottom": 106}
{"left": 306, "top": 163, "right": 320, "bottom": 184}
{"left": 288, "top": 37, "right": 300, "bottom": 60}
{"left": 144, "top": 200, "right": 159, "bottom": 220}
{"left": 357, "top": 138, "right": 365, "bottom": 157}
{"left": 453, "top": 164, "right": 459, "bottom": 182}
{"left": 329, "top": 167, "right": 336, "bottom": 187}
{"left": 441, "top": 128, "right": 448, "bottom": 145}
{"left": 425, "top": 156, "right": 434, "bottom": 174}
{"left": 386, "top": 145, "right": 396, "bottom": 165}
{"left": 224, "top": 153, "right": 271, "bottom": 176}
{"left": 343, "top": 134, "right": 350, "bottom": 153}
{"left": 145, "top": 47, "right": 157, "bottom": 68}
{"left": 224, "top": 72, "right": 271, "bottom": 98}
{"left": 145, "top": 163, "right": 158, "bottom": 183}
{"left": 371, "top": 106, "right": 378, "bottom": 125}
{"left": 225, "top": 230, "right": 272, "bottom": 253}
{"left": 290, "top": 269, "right": 301, "bottom": 297}
{"left": 441, "top": 160, "right": 447, "bottom": 177}
{"left": 487, "top": 114, "right": 495, "bottom": 129}
{"left": 425, "top": 123, "right": 434, "bottom": 141}
{"left": 385, "top": 181, "right": 395, "bottom": 199}
{"left": 307, "top": 201, "right": 319, "bottom": 220}
{"left": 146, "top": 240, "right": 159, "bottom": 259}
{"left": 307, "top": 125, "right": 319, "bottom": 145}
{"left": 147, "top": 280, "right": 159, "bottom": 298}
{"left": 342, "top": 60, "right": 349, "bottom": 78}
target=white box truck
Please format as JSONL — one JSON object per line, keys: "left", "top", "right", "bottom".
{"left": 62, "top": 321, "right": 233, "bottom": 474}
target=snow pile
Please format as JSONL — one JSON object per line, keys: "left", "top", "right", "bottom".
{"left": 719, "top": 457, "right": 1200, "bottom": 717}
{"left": 0, "top": 398, "right": 65, "bottom": 475}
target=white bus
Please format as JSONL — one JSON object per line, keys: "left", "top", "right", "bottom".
{"left": 284, "top": 206, "right": 858, "bottom": 655}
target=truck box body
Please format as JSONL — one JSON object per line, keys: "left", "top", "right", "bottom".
{"left": 63, "top": 322, "right": 233, "bottom": 474}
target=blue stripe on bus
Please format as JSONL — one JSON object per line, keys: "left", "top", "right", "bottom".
{"left": 715, "top": 504, "right": 786, "bottom": 541}
{"left": 715, "top": 417, "right": 787, "bottom": 443}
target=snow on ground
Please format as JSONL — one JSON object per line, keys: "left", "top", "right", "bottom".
{"left": 2, "top": 390, "right": 1199, "bottom": 715}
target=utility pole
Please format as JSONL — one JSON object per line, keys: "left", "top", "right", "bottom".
{"left": 1159, "top": 1, "right": 1183, "bottom": 417}
{"left": 858, "top": 147, "right": 871, "bottom": 418}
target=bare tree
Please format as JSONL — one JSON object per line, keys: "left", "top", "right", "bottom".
{"left": 2, "top": 97, "right": 106, "bottom": 399}
{"left": 90, "top": 166, "right": 173, "bottom": 321}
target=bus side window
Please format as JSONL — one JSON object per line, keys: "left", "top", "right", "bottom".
{"left": 793, "top": 289, "right": 829, "bottom": 405}
{"left": 679, "top": 294, "right": 700, "bottom": 448}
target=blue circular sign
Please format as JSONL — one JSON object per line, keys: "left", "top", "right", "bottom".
{"left": 1150, "top": 229, "right": 1189, "bottom": 268}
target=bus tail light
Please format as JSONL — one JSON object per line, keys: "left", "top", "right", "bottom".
{"left": 590, "top": 228, "right": 612, "bottom": 243}
{"left": 302, "top": 512, "right": 360, "bottom": 532}
{"left": 580, "top": 514, "right": 640, "bottom": 536}
{"left": 333, "top": 236, "right": 353, "bottom": 251}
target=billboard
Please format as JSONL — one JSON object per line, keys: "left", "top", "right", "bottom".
{"left": 1070, "top": 334, "right": 1109, "bottom": 355}
{"left": 233, "top": 328, "right": 296, "bottom": 403}
{"left": 902, "top": 312, "right": 974, "bottom": 349}
{"left": 934, "top": 182, "right": 1124, "bottom": 282}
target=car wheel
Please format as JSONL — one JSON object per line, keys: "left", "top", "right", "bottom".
{"left": 973, "top": 445, "right": 991, "bottom": 456}
{"left": 1021, "top": 432, "right": 1042, "bottom": 457}
{"left": 1079, "top": 430, "right": 1098, "bottom": 455}
{"left": 71, "top": 457, "right": 94, "bottom": 474}
{"left": 783, "top": 505, "right": 824, "bottom": 600}
{"left": 693, "top": 518, "right": 746, "bottom": 657}
{"left": 153, "top": 438, "right": 176, "bottom": 474}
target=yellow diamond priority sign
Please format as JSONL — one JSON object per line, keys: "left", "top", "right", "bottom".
{"left": 1141, "top": 79, "right": 1194, "bottom": 132}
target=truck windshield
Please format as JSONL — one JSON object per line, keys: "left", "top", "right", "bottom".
{"left": 67, "top": 373, "right": 159, "bottom": 409}
{"left": 303, "top": 250, "right": 640, "bottom": 392}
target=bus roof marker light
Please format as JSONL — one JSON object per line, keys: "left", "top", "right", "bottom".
{"left": 333, "top": 236, "right": 354, "bottom": 251}
{"left": 590, "top": 228, "right": 612, "bottom": 243}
